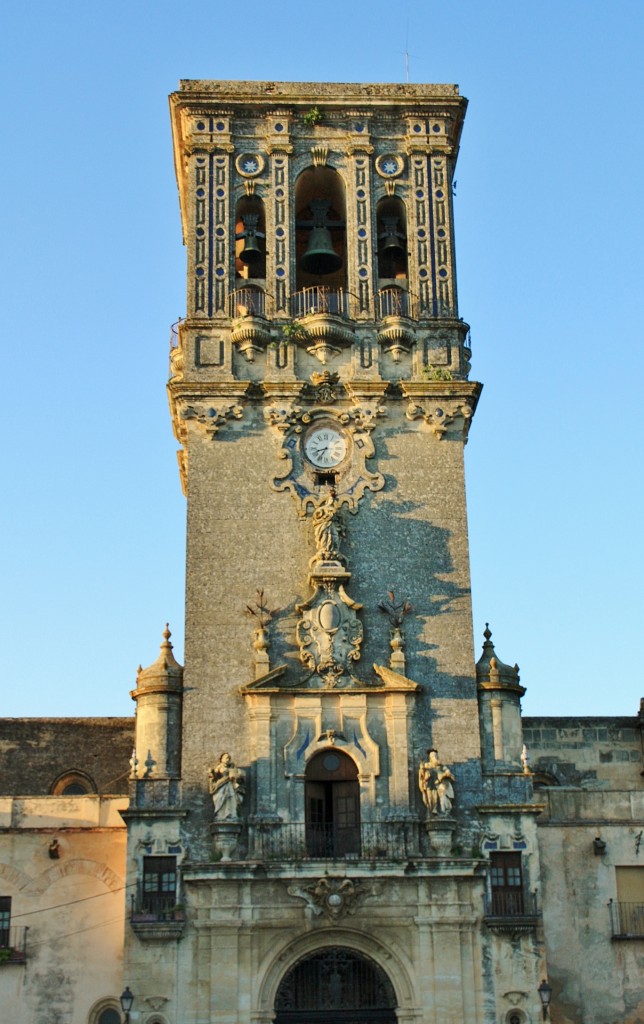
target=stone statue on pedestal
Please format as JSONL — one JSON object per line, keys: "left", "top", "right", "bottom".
{"left": 208, "top": 753, "right": 245, "bottom": 820}
{"left": 418, "top": 749, "right": 456, "bottom": 816}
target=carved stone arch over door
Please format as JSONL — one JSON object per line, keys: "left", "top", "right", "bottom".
{"left": 274, "top": 947, "right": 397, "bottom": 1024}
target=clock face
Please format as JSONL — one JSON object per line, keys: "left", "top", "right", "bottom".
{"left": 304, "top": 427, "right": 348, "bottom": 468}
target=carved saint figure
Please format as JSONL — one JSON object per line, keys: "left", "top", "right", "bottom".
{"left": 312, "top": 490, "right": 344, "bottom": 564}
{"left": 418, "top": 749, "right": 456, "bottom": 816}
{"left": 208, "top": 753, "right": 245, "bottom": 820}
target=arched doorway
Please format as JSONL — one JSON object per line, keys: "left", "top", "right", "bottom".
{"left": 274, "top": 947, "right": 397, "bottom": 1024}
{"left": 305, "top": 750, "right": 360, "bottom": 857}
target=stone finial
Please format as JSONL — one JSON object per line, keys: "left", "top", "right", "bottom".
{"left": 133, "top": 624, "right": 184, "bottom": 694}
{"left": 378, "top": 592, "right": 412, "bottom": 672}
{"left": 246, "top": 590, "right": 277, "bottom": 679}
{"left": 475, "top": 624, "right": 524, "bottom": 694}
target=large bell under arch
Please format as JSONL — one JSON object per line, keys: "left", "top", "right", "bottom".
{"left": 295, "top": 167, "right": 346, "bottom": 289}
{"left": 274, "top": 947, "right": 397, "bottom": 1024}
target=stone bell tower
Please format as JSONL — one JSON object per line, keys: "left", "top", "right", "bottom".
{"left": 167, "top": 81, "right": 482, "bottom": 811}
{"left": 123, "top": 81, "right": 548, "bottom": 1024}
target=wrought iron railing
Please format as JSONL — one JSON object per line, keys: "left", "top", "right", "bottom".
{"left": 377, "top": 286, "right": 412, "bottom": 319}
{"left": 229, "top": 286, "right": 267, "bottom": 318}
{"left": 250, "top": 820, "right": 419, "bottom": 861}
{"left": 609, "top": 900, "right": 644, "bottom": 938}
{"left": 290, "top": 287, "right": 350, "bottom": 319}
{"left": 0, "top": 926, "right": 28, "bottom": 963}
{"left": 130, "top": 890, "right": 181, "bottom": 922}
{"left": 484, "top": 889, "right": 539, "bottom": 919}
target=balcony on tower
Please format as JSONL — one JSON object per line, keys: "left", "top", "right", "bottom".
{"left": 290, "top": 286, "right": 355, "bottom": 364}
{"left": 229, "top": 285, "right": 271, "bottom": 361}
{"left": 376, "top": 286, "right": 415, "bottom": 362}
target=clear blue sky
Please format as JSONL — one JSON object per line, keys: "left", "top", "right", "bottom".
{"left": 1, "top": 1, "right": 642, "bottom": 719}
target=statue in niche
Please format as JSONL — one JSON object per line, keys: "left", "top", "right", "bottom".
{"left": 208, "top": 753, "right": 246, "bottom": 820}
{"left": 418, "top": 749, "right": 456, "bottom": 816}
{"left": 311, "top": 489, "right": 345, "bottom": 565}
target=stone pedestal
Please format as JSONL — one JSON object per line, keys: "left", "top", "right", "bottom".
{"left": 424, "top": 817, "right": 456, "bottom": 855}
{"left": 211, "top": 821, "right": 242, "bottom": 862}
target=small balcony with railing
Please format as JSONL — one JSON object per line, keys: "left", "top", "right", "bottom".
{"left": 0, "top": 926, "right": 28, "bottom": 965}
{"left": 129, "top": 889, "right": 186, "bottom": 942}
{"left": 483, "top": 888, "right": 540, "bottom": 935}
{"left": 228, "top": 286, "right": 271, "bottom": 361}
{"left": 376, "top": 287, "right": 415, "bottom": 361}
{"left": 290, "top": 286, "right": 354, "bottom": 363}
{"left": 609, "top": 900, "right": 644, "bottom": 940}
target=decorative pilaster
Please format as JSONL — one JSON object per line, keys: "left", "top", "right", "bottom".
{"left": 346, "top": 129, "right": 375, "bottom": 317}
{"left": 266, "top": 112, "right": 293, "bottom": 315}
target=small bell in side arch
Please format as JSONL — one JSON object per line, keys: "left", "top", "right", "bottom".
{"left": 379, "top": 216, "right": 406, "bottom": 262}
{"left": 237, "top": 212, "right": 265, "bottom": 265}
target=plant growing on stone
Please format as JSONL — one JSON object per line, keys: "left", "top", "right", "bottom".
{"left": 423, "top": 364, "right": 453, "bottom": 381}
{"left": 303, "top": 106, "right": 323, "bottom": 126}
{"left": 281, "top": 321, "right": 308, "bottom": 343}
{"left": 268, "top": 322, "right": 308, "bottom": 348}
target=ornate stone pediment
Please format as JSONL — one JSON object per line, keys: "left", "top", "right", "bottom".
{"left": 372, "top": 664, "right": 421, "bottom": 691}
{"left": 239, "top": 666, "right": 287, "bottom": 693}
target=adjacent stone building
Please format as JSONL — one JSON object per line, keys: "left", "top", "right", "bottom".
{"left": 0, "top": 80, "right": 642, "bottom": 1024}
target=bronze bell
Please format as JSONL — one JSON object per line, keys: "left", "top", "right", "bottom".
{"left": 300, "top": 199, "right": 342, "bottom": 275}
{"left": 379, "top": 216, "right": 406, "bottom": 261}
{"left": 238, "top": 213, "right": 264, "bottom": 265}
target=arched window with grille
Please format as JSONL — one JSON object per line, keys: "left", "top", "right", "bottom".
{"left": 275, "top": 948, "right": 397, "bottom": 1024}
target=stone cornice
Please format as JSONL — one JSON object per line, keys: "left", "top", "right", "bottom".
{"left": 402, "top": 380, "right": 482, "bottom": 439}
{"left": 476, "top": 804, "right": 545, "bottom": 815}
{"left": 168, "top": 380, "right": 253, "bottom": 402}
{"left": 120, "top": 808, "right": 189, "bottom": 821}
{"left": 175, "top": 81, "right": 464, "bottom": 104}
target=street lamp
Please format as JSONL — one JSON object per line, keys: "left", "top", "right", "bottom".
{"left": 538, "top": 979, "right": 552, "bottom": 1020}
{"left": 120, "top": 986, "right": 134, "bottom": 1023}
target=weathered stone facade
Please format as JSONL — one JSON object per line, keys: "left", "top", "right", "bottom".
{"left": 0, "top": 80, "right": 641, "bottom": 1024}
